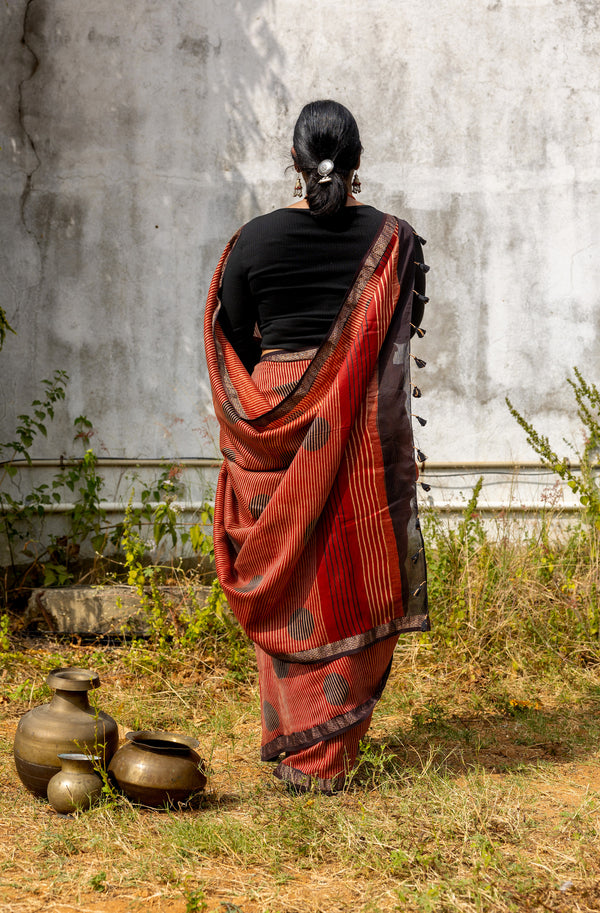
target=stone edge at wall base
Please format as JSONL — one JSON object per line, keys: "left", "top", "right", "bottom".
{"left": 26, "top": 585, "right": 213, "bottom": 636}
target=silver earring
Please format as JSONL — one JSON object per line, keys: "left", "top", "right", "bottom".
{"left": 351, "top": 172, "right": 361, "bottom": 194}
{"left": 293, "top": 175, "right": 303, "bottom": 198}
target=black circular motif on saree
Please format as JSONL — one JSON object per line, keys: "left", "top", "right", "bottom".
{"left": 222, "top": 448, "right": 236, "bottom": 463}
{"left": 323, "top": 673, "right": 350, "bottom": 707}
{"left": 249, "top": 493, "right": 271, "bottom": 519}
{"left": 287, "top": 606, "right": 315, "bottom": 641}
{"left": 302, "top": 416, "right": 331, "bottom": 452}
{"left": 263, "top": 701, "right": 280, "bottom": 732}
{"left": 235, "top": 575, "right": 263, "bottom": 593}
{"left": 272, "top": 657, "right": 290, "bottom": 680}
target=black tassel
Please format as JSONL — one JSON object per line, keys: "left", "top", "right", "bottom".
{"left": 413, "top": 231, "right": 427, "bottom": 245}
{"left": 412, "top": 355, "right": 427, "bottom": 369}
{"left": 420, "top": 482, "right": 431, "bottom": 492}
{"left": 416, "top": 449, "right": 427, "bottom": 463}
{"left": 412, "top": 582, "right": 425, "bottom": 597}
{"left": 413, "top": 414, "right": 427, "bottom": 427}
{"left": 411, "top": 325, "right": 426, "bottom": 338}
{"left": 411, "top": 547, "right": 423, "bottom": 564}
{"left": 415, "top": 261, "right": 430, "bottom": 273}
{"left": 412, "top": 385, "right": 422, "bottom": 398}
{"left": 413, "top": 291, "right": 429, "bottom": 303}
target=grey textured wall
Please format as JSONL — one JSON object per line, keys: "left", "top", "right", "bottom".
{"left": 1, "top": 0, "right": 599, "bottom": 512}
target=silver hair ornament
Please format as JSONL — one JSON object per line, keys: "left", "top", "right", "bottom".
{"left": 317, "top": 159, "right": 334, "bottom": 183}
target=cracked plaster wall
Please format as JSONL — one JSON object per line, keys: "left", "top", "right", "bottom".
{"left": 1, "top": 0, "right": 599, "bottom": 507}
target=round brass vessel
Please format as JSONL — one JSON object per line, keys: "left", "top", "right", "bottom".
{"left": 108, "top": 730, "right": 206, "bottom": 807}
{"left": 13, "top": 667, "right": 119, "bottom": 797}
{"left": 47, "top": 753, "right": 103, "bottom": 814}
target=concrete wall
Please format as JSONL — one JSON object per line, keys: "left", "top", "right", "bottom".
{"left": 1, "top": 0, "right": 599, "bottom": 527}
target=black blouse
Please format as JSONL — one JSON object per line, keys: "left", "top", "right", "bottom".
{"left": 218, "top": 205, "right": 426, "bottom": 372}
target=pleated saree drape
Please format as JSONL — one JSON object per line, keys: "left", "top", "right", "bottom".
{"left": 204, "top": 214, "right": 429, "bottom": 792}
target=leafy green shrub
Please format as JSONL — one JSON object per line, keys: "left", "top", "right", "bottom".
{"left": 1, "top": 375, "right": 216, "bottom": 600}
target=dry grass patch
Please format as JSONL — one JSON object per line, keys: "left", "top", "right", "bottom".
{"left": 2, "top": 632, "right": 600, "bottom": 913}
{"left": 2, "top": 508, "right": 600, "bottom": 911}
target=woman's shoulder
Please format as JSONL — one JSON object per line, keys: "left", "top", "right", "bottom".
{"left": 370, "top": 210, "right": 415, "bottom": 234}
{"left": 231, "top": 206, "right": 421, "bottom": 248}
{"left": 236, "top": 207, "right": 299, "bottom": 235}
{"left": 238, "top": 204, "right": 385, "bottom": 230}
{"left": 225, "top": 209, "right": 289, "bottom": 253}
{"left": 345, "top": 207, "right": 418, "bottom": 239}
{"left": 377, "top": 213, "right": 424, "bottom": 249}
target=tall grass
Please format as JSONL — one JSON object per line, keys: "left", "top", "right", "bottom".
{"left": 424, "top": 490, "right": 600, "bottom": 671}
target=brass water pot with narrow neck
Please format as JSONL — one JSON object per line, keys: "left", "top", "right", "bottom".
{"left": 13, "top": 667, "right": 119, "bottom": 797}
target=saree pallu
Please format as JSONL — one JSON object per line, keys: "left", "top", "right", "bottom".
{"left": 204, "top": 214, "right": 429, "bottom": 792}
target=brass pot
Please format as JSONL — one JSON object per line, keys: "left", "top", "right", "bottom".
{"left": 47, "top": 753, "right": 104, "bottom": 814}
{"left": 13, "top": 667, "right": 119, "bottom": 797}
{"left": 108, "top": 730, "right": 206, "bottom": 808}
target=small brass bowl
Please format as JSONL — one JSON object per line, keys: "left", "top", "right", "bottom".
{"left": 108, "top": 730, "right": 206, "bottom": 808}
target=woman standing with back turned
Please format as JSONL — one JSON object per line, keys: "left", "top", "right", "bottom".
{"left": 204, "top": 100, "right": 429, "bottom": 793}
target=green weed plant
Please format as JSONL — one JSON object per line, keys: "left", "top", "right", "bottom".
{"left": 506, "top": 366, "right": 600, "bottom": 528}
{"left": 0, "top": 375, "right": 216, "bottom": 618}
{"left": 424, "top": 488, "right": 599, "bottom": 672}
{"left": 3, "top": 365, "right": 600, "bottom": 693}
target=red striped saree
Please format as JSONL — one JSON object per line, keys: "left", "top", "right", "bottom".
{"left": 204, "top": 214, "right": 428, "bottom": 792}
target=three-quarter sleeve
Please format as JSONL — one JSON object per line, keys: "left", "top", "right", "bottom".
{"left": 218, "top": 232, "right": 261, "bottom": 372}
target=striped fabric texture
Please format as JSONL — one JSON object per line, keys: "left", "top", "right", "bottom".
{"left": 204, "top": 213, "right": 428, "bottom": 789}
